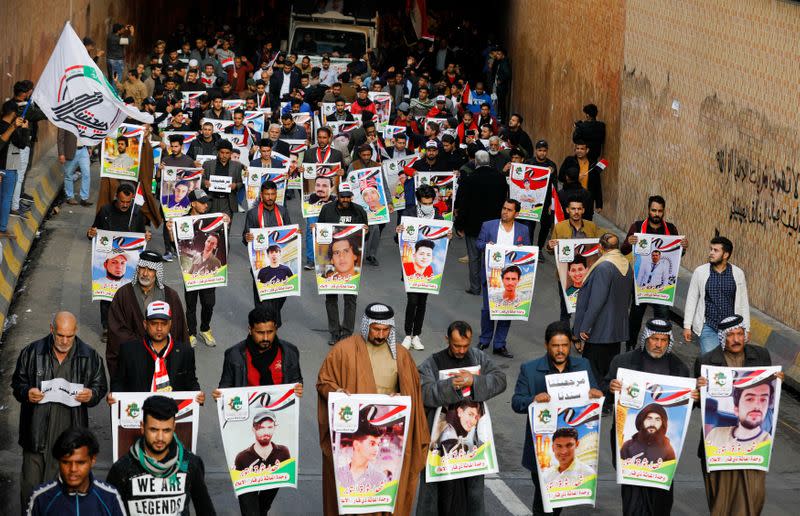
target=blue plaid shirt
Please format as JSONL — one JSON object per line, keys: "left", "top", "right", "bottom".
{"left": 704, "top": 264, "right": 736, "bottom": 329}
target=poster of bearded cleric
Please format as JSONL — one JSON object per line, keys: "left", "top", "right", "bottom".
{"left": 632, "top": 233, "right": 684, "bottom": 306}
{"left": 302, "top": 162, "right": 342, "bottom": 218}
{"left": 484, "top": 244, "right": 539, "bottom": 320}
{"left": 328, "top": 392, "right": 411, "bottom": 514}
{"left": 426, "top": 366, "right": 499, "bottom": 482}
{"left": 507, "top": 163, "right": 551, "bottom": 222}
{"left": 555, "top": 239, "right": 600, "bottom": 314}
{"left": 314, "top": 224, "right": 365, "bottom": 295}
{"left": 245, "top": 167, "right": 288, "bottom": 210}
{"left": 100, "top": 123, "right": 144, "bottom": 180}
{"left": 398, "top": 217, "right": 452, "bottom": 294}
{"left": 172, "top": 214, "right": 229, "bottom": 291}
{"left": 614, "top": 368, "right": 695, "bottom": 490}
{"left": 160, "top": 166, "right": 203, "bottom": 219}
{"left": 700, "top": 365, "right": 783, "bottom": 472}
{"left": 530, "top": 398, "right": 604, "bottom": 512}
{"left": 111, "top": 392, "right": 201, "bottom": 462}
{"left": 414, "top": 172, "right": 457, "bottom": 220}
{"left": 249, "top": 225, "right": 302, "bottom": 301}
{"left": 216, "top": 384, "right": 300, "bottom": 495}
{"left": 91, "top": 230, "right": 146, "bottom": 301}
{"left": 346, "top": 167, "right": 390, "bottom": 225}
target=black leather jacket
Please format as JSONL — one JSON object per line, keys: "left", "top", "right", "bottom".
{"left": 218, "top": 338, "right": 302, "bottom": 388}
{"left": 11, "top": 335, "right": 108, "bottom": 452}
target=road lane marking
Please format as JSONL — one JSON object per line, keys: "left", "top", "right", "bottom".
{"left": 485, "top": 477, "right": 531, "bottom": 515}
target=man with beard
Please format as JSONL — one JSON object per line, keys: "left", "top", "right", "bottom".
{"left": 107, "top": 396, "right": 215, "bottom": 516}
{"left": 317, "top": 303, "right": 428, "bottom": 516}
{"left": 416, "top": 320, "right": 506, "bottom": 516}
{"left": 621, "top": 196, "right": 688, "bottom": 351}
{"left": 109, "top": 137, "right": 135, "bottom": 171}
{"left": 605, "top": 318, "right": 697, "bottom": 516}
{"left": 694, "top": 314, "right": 783, "bottom": 516}
{"left": 620, "top": 403, "right": 676, "bottom": 463}
{"left": 212, "top": 307, "right": 303, "bottom": 515}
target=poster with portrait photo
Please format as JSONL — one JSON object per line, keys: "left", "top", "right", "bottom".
{"left": 314, "top": 224, "right": 365, "bottom": 295}
{"left": 151, "top": 141, "right": 163, "bottom": 187}
{"left": 327, "top": 120, "right": 362, "bottom": 137}
{"left": 414, "top": 172, "right": 457, "bottom": 220}
{"left": 100, "top": 124, "right": 144, "bottom": 180}
{"left": 245, "top": 167, "right": 288, "bottom": 210}
{"left": 320, "top": 102, "right": 352, "bottom": 125}
{"left": 381, "top": 155, "right": 419, "bottom": 212}
{"left": 91, "top": 230, "right": 146, "bottom": 301}
{"left": 530, "top": 397, "right": 604, "bottom": 512}
{"left": 161, "top": 131, "right": 196, "bottom": 155}
{"left": 633, "top": 233, "right": 684, "bottom": 306}
{"left": 302, "top": 163, "right": 342, "bottom": 218}
{"left": 223, "top": 98, "right": 246, "bottom": 113}
{"left": 160, "top": 166, "right": 203, "bottom": 219}
{"left": 426, "top": 367, "right": 499, "bottom": 482}
{"left": 399, "top": 216, "right": 452, "bottom": 295}
{"left": 172, "top": 213, "right": 228, "bottom": 291}
{"left": 700, "top": 365, "right": 782, "bottom": 472}
{"left": 614, "top": 368, "right": 695, "bottom": 490}
{"left": 291, "top": 112, "right": 314, "bottom": 140}
{"left": 249, "top": 225, "right": 301, "bottom": 301}
{"left": 555, "top": 239, "right": 601, "bottom": 314}
{"left": 216, "top": 384, "right": 300, "bottom": 495}
{"left": 181, "top": 91, "right": 205, "bottom": 110}
{"left": 111, "top": 391, "right": 200, "bottom": 462}
{"left": 368, "top": 91, "right": 393, "bottom": 126}
{"left": 328, "top": 392, "right": 411, "bottom": 515}
{"left": 202, "top": 117, "right": 235, "bottom": 134}
{"left": 345, "top": 167, "right": 390, "bottom": 225}
{"left": 484, "top": 244, "right": 539, "bottom": 321}
{"left": 508, "top": 163, "right": 551, "bottom": 222}
{"left": 244, "top": 110, "right": 267, "bottom": 136}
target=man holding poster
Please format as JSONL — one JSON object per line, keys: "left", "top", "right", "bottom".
{"left": 695, "top": 314, "right": 784, "bottom": 516}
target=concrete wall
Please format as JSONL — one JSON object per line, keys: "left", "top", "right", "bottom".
{"left": 508, "top": 0, "right": 800, "bottom": 330}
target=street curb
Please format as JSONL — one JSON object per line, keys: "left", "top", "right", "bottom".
{"left": 594, "top": 214, "right": 800, "bottom": 390}
{"left": 0, "top": 150, "right": 61, "bottom": 338}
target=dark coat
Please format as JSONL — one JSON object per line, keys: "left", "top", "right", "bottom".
{"left": 574, "top": 259, "right": 634, "bottom": 343}
{"left": 242, "top": 203, "right": 291, "bottom": 245}
{"left": 454, "top": 165, "right": 509, "bottom": 236}
{"left": 217, "top": 338, "right": 303, "bottom": 388}
{"left": 11, "top": 335, "right": 108, "bottom": 452}
{"left": 269, "top": 69, "right": 301, "bottom": 100}
{"left": 560, "top": 155, "right": 603, "bottom": 209}
{"left": 201, "top": 158, "right": 246, "bottom": 215}
{"left": 110, "top": 338, "right": 200, "bottom": 393}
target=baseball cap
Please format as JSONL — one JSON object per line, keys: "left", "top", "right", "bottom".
{"left": 143, "top": 96, "right": 156, "bottom": 106}
{"left": 535, "top": 139, "right": 549, "bottom": 149}
{"left": 189, "top": 189, "right": 210, "bottom": 203}
{"left": 146, "top": 301, "right": 172, "bottom": 320}
{"left": 253, "top": 409, "right": 277, "bottom": 425}
{"left": 435, "top": 95, "right": 446, "bottom": 103}
{"left": 397, "top": 102, "right": 410, "bottom": 113}
{"left": 425, "top": 140, "right": 439, "bottom": 149}
{"left": 338, "top": 182, "right": 354, "bottom": 196}
{"left": 357, "top": 85, "right": 368, "bottom": 92}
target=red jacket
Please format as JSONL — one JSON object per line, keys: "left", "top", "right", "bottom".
{"left": 227, "top": 60, "right": 254, "bottom": 92}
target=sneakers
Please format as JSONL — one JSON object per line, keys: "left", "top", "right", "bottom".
{"left": 163, "top": 252, "right": 175, "bottom": 262}
{"left": 401, "top": 336, "right": 412, "bottom": 349}
{"left": 411, "top": 336, "right": 424, "bottom": 350}
{"left": 200, "top": 330, "right": 217, "bottom": 347}
{"left": 304, "top": 262, "right": 314, "bottom": 270}
{"left": 189, "top": 335, "right": 197, "bottom": 348}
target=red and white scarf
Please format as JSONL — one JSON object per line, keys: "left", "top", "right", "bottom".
{"left": 142, "top": 336, "right": 174, "bottom": 392}
{"left": 640, "top": 219, "right": 671, "bottom": 235}
{"left": 258, "top": 202, "right": 283, "bottom": 228}
{"left": 316, "top": 145, "right": 332, "bottom": 163}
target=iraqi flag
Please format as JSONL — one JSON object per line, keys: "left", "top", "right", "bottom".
{"left": 270, "top": 227, "right": 300, "bottom": 245}
{"left": 656, "top": 237, "right": 683, "bottom": 253}
{"left": 649, "top": 385, "right": 693, "bottom": 407}
{"left": 199, "top": 215, "right": 226, "bottom": 232}
{"left": 595, "top": 158, "right": 609, "bottom": 171}
{"left": 333, "top": 225, "right": 363, "bottom": 239}
{"left": 462, "top": 82, "right": 473, "bottom": 105}
{"left": 221, "top": 56, "right": 235, "bottom": 69}
{"left": 407, "top": 0, "right": 430, "bottom": 39}
{"left": 551, "top": 186, "right": 565, "bottom": 224}
{"left": 369, "top": 405, "right": 409, "bottom": 426}
{"left": 32, "top": 22, "right": 152, "bottom": 146}
{"left": 129, "top": 182, "right": 146, "bottom": 226}
{"left": 509, "top": 250, "right": 538, "bottom": 266}
{"left": 114, "top": 235, "right": 146, "bottom": 250}
{"left": 262, "top": 387, "right": 297, "bottom": 411}
{"left": 733, "top": 369, "right": 776, "bottom": 389}
{"left": 561, "top": 402, "right": 602, "bottom": 426}
{"left": 419, "top": 225, "right": 450, "bottom": 240}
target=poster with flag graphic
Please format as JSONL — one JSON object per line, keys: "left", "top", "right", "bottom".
{"left": 249, "top": 224, "right": 301, "bottom": 301}
{"left": 223, "top": 99, "right": 246, "bottom": 113}
{"left": 399, "top": 216, "right": 452, "bottom": 294}
{"left": 172, "top": 213, "right": 229, "bottom": 291}
{"left": 302, "top": 163, "right": 342, "bottom": 218}
{"left": 381, "top": 125, "right": 407, "bottom": 147}
{"left": 320, "top": 102, "right": 353, "bottom": 124}
{"left": 530, "top": 397, "right": 604, "bottom": 512}
{"left": 30, "top": 22, "right": 153, "bottom": 147}
{"left": 111, "top": 391, "right": 200, "bottom": 461}
{"left": 345, "top": 167, "right": 390, "bottom": 225}
{"left": 202, "top": 117, "right": 235, "bottom": 134}
{"left": 100, "top": 124, "right": 144, "bottom": 180}
{"left": 508, "top": 163, "right": 551, "bottom": 222}
{"left": 245, "top": 167, "right": 288, "bottom": 210}
{"left": 328, "top": 392, "right": 411, "bottom": 514}
{"left": 414, "top": 172, "right": 457, "bottom": 220}
{"left": 426, "top": 366, "right": 500, "bottom": 482}
{"left": 633, "top": 233, "right": 684, "bottom": 306}
{"left": 368, "top": 91, "right": 393, "bottom": 126}
{"left": 161, "top": 167, "right": 203, "bottom": 218}
{"left": 291, "top": 112, "right": 314, "bottom": 138}
{"left": 244, "top": 110, "right": 267, "bottom": 136}
{"left": 614, "top": 368, "right": 695, "bottom": 490}
{"left": 382, "top": 154, "right": 419, "bottom": 211}
{"left": 556, "top": 239, "right": 601, "bottom": 314}
{"left": 216, "top": 384, "right": 300, "bottom": 495}
{"left": 182, "top": 91, "right": 205, "bottom": 110}
{"left": 327, "top": 120, "right": 362, "bottom": 136}
{"left": 484, "top": 245, "right": 539, "bottom": 320}
{"left": 162, "top": 131, "right": 197, "bottom": 155}
{"left": 91, "top": 230, "right": 146, "bottom": 301}
{"left": 700, "top": 366, "right": 782, "bottom": 472}
{"left": 314, "top": 224, "right": 365, "bottom": 294}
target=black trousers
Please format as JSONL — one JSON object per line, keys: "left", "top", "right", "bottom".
{"left": 252, "top": 281, "right": 287, "bottom": 327}
{"left": 582, "top": 341, "right": 621, "bottom": 384}
{"left": 530, "top": 470, "right": 562, "bottom": 516}
{"left": 326, "top": 294, "right": 357, "bottom": 338}
{"left": 404, "top": 292, "right": 428, "bottom": 336}
{"left": 621, "top": 483, "right": 674, "bottom": 516}
{"left": 627, "top": 302, "right": 670, "bottom": 351}
{"left": 557, "top": 283, "right": 570, "bottom": 321}
{"left": 185, "top": 287, "right": 216, "bottom": 335}
{"left": 238, "top": 488, "right": 279, "bottom": 515}
{"left": 100, "top": 300, "right": 111, "bottom": 329}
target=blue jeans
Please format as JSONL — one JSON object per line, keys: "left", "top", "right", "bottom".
{"left": 63, "top": 147, "right": 91, "bottom": 200}
{"left": 480, "top": 288, "right": 510, "bottom": 349}
{"left": 699, "top": 324, "right": 719, "bottom": 355}
{"left": 107, "top": 58, "right": 125, "bottom": 83}
{"left": 0, "top": 169, "right": 18, "bottom": 231}
{"left": 305, "top": 216, "right": 318, "bottom": 264}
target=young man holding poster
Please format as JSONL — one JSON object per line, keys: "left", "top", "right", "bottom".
{"left": 213, "top": 307, "right": 303, "bottom": 516}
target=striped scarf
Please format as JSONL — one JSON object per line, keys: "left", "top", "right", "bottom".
{"left": 142, "top": 336, "right": 174, "bottom": 392}
{"left": 131, "top": 436, "right": 187, "bottom": 489}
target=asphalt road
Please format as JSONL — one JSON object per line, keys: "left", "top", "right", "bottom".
{"left": 1, "top": 162, "right": 800, "bottom": 515}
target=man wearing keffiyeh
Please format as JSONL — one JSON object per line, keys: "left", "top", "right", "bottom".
{"left": 107, "top": 395, "right": 215, "bottom": 516}
{"left": 317, "top": 302, "right": 429, "bottom": 516}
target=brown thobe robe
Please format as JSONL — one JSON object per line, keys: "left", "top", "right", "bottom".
{"left": 317, "top": 335, "right": 429, "bottom": 515}
{"left": 106, "top": 282, "right": 188, "bottom": 376}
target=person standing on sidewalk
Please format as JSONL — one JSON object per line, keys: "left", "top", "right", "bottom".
{"left": 57, "top": 128, "right": 92, "bottom": 206}
{"left": 683, "top": 236, "right": 750, "bottom": 354}
{"left": 0, "top": 99, "right": 30, "bottom": 238}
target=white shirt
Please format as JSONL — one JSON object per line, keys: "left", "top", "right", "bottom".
{"left": 496, "top": 223, "right": 514, "bottom": 247}
{"left": 279, "top": 72, "right": 292, "bottom": 98}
